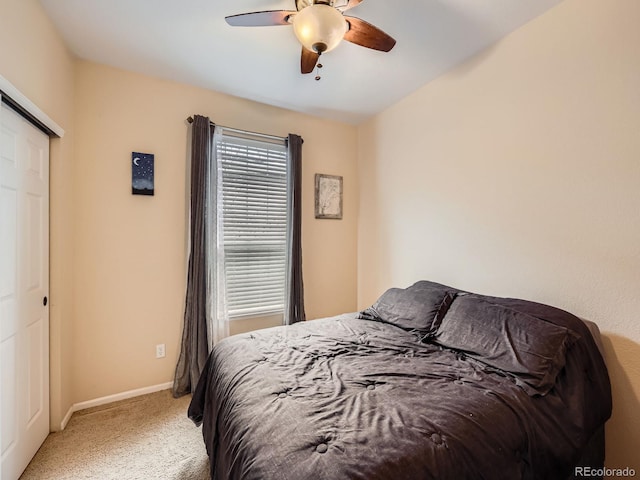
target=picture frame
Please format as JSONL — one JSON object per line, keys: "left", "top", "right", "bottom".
{"left": 315, "top": 174, "right": 343, "bottom": 220}
{"left": 132, "top": 152, "right": 154, "bottom": 196}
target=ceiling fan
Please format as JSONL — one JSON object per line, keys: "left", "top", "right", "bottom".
{"left": 225, "top": 0, "right": 396, "bottom": 75}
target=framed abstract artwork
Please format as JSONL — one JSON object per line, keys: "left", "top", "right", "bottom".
{"left": 132, "top": 152, "right": 154, "bottom": 195}
{"left": 315, "top": 174, "right": 343, "bottom": 219}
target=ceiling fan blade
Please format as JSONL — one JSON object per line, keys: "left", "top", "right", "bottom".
{"left": 295, "top": 0, "right": 311, "bottom": 11}
{"left": 341, "top": 0, "right": 365, "bottom": 11}
{"left": 301, "top": 47, "right": 320, "bottom": 74}
{"left": 344, "top": 16, "right": 396, "bottom": 52}
{"left": 225, "top": 10, "right": 295, "bottom": 27}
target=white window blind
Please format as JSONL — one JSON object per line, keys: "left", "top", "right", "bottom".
{"left": 214, "top": 129, "right": 288, "bottom": 319}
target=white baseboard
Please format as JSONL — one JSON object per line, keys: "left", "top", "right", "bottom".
{"left": 60, "top": 405, "right": 74, "bottom": 430}
{"left": 60, "top": 381, "right": 173, "bottom": 430}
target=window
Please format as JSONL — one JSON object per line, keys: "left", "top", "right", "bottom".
{"left": 213, "top": 128, "right": 289, "bottom": 319}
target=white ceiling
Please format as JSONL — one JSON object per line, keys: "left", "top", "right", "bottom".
{"left": 39, "top": 0, "right": 562, "bottom": 125}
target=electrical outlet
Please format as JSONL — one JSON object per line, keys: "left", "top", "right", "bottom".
{"left": 156, "top": 343, "right": 166, "bottom": 359}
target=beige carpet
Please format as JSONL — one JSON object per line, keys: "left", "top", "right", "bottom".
{"left": 20, "top": 390, "right": 210, "bottom": 480}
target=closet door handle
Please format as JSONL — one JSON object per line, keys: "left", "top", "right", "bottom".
{"left": 43, "top": 296, "right": 48, "bottom": 306}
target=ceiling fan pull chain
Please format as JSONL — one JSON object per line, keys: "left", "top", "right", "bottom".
{"left": 315, "top": 62, "right": 323, "bottom": 81}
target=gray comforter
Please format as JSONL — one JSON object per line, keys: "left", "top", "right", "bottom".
{"left": 189, "top": 298, "right": 610, "bottom": 480}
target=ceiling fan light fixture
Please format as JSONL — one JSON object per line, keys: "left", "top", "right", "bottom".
{"left": 292, "top": 4, "right": 347, "bottom": 54}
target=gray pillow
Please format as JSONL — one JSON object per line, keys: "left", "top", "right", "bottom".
{"left": 433, "top": 295, "right": 579, "bottom": 395}
{"left": 359, "top": 281, "right": 458, "bottom": 336}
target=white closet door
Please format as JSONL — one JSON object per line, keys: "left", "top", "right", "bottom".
{"left": 1, "top": 102, "right": 50, "bottom": 480}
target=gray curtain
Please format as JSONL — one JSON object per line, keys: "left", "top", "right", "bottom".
{"left": 284, "top": 134, "right": 306, "bottom": 325}
{"left": 173, "top": 115, "right": 214, "bottom": 397}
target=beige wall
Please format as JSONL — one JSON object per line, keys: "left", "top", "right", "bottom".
{"left": 0, "top": 0, "right": 76, "bottom": 431}
{"left": 1, "top": 0, "right": 357, "bottom": 420}
{"left": 72, "top": 61, "right": 358, "bottom": 404}
{"left": 357, "top": 0, "right": 640, "bottom": 471}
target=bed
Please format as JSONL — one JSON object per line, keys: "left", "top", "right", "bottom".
{"left": 189, "top": 281, "right": 611, "bottom": 480}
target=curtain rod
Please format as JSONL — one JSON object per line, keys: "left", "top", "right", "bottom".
{"left": 187, "top": 116, "right": 288, "bottom": 143}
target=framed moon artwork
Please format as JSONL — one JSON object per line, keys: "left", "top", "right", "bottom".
{"left": 132, "top": 152, "right": 154, "bottom": 196}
